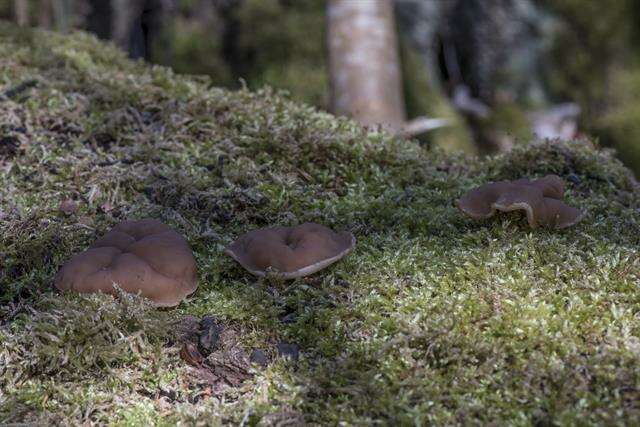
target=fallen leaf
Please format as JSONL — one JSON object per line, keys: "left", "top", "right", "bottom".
{"left": 180, "top": 342, "right": 203, "bottom": 367}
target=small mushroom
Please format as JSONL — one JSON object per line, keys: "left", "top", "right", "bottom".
{"left": 54, "top": 219, "right": 198, "bottom": 307}
{"left": 457, "top": 175, "right": 583, "bottom": 229}
{"left": 225, "top": 222, "right": 355, "bottom": 279}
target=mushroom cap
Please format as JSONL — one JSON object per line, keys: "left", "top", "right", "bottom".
{"left": 225, "top": 222, "right": 355, "bottom": 279}
{"left": 456, "top": 181, "right": 512, "bottom": 220}
{"left": 513, "top": 175, "right": 565, "bottom": 199}
{"left": 54, "top": 219, "right": 198, "bottom": 307}
{"left": 491, "top": 184, "right": 546, "bottom": 227}
{"left": 457, "top": 175, "right": 583, "bottom": 229}
{"left": 536, "top": 198, "right": 585, "bottom": 228}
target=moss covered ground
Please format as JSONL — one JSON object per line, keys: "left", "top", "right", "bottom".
{"left": 1, "top": 25, "right": 639, "bottom": 425}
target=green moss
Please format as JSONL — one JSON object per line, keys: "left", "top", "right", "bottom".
{"left": 1, "top": 25, "right": 639, "bottom": 425}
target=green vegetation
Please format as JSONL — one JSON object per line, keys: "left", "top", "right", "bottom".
{"left": 544, "top": 0, "right": 640, "bottom": 175}
{"left": 1, "top": 25, "right": 639, "bottom": 425}
{"left": 171, "top": 0, "right": 328, "bottom": 108}
{"left": 170, "top": 0, "right": 476, "bottom": 156}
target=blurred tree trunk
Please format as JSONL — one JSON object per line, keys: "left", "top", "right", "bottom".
{"left": 38, "top": 0, "right": 53, "bottom": 29}
{"left": 447, "top": 0, "right": 551, "bottom": 108}
{"left": 87, "top": 0, "right": 112, "bottom": 40}
{"left": 213, "top": 0, "right": 244, "bottom": 84}
{"left": 112, "top": 0, "right": 145, "bottom": 51}
{"left": 395, "top": 0, "right": 450, "bottom": 95}
{"left": 112, "top": 0, "right": 174, "bottom": 62}
{"left": 445, "top": 0, "right": 555, "bottom": 151}
{"left": 13, "top": 0, "right": 28, "bottom": 26}
{"left": 52, "top": 0, "right": 72, "bottom": 32}
{"left": 327, "top": 0, "right": 405, "bottom": 132}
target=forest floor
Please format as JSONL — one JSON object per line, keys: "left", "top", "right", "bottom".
{"left": 1, "top": 24, "right": 639, "bottom": 426}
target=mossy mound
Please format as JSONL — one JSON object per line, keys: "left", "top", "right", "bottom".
{"left": 1, "top": 24, "right": 639, "bottom": 425}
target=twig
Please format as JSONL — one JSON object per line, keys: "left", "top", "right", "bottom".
{"left": 399, "top": 116, "right": 452, "bottom": 138}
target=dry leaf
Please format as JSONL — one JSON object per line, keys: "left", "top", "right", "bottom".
{"left": 180, "top": 342, "right": 203, "bottom": 367}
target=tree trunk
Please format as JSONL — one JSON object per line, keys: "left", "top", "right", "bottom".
{"left": 14, "top": 0, "right": 29, "bottom": 26}
{"left": 111, "top": 0, "right": 173, "bottom": 62}
{"left": 112, "top": 0, "right": 146, "bottom": 51}
{"left": 446, "top": 0, "right": 551, "bottom": 107}
{"left": 52, "top": 0, "right": 73, "bottom": 32}
{"left": 327, "top": 0, "right": 405, "bottom": 132}
{"left": 395, "top": 0, "right": 451, "bottom": 94}
{"left": 38, "top": 0, "right": 53, "bottom": 29}
{"left": 87, "top": 0, "right": 113, "bottom": 40}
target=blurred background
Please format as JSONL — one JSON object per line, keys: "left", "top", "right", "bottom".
{"left": 3, "top": 0, "right": 640, "bottom": 176}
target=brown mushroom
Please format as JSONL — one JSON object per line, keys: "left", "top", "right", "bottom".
{"left": 457, "top": 175, "right": 583, "bottom": 229}
{"left": 54, "top": 219, "right": 198, "bottom": 307}
{"left": 225, "top": 223, "right": 355, "bottom": 279}
{"left": 512, "top": 174, "right": 565, "bottom": 200}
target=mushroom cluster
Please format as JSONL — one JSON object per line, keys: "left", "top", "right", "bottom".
{"left": 53, "top": 176, "right": 582, "bottom": 309}
{"left": 225, "top": 222, "right": 355, "bottom": 279}
{"left": 456, "top": 174, "right": 584, "bottom": 229}
{"left": 54, "top": 219, "right": 198, "bottom": 307}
